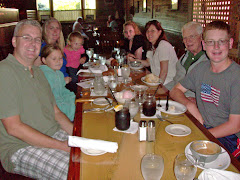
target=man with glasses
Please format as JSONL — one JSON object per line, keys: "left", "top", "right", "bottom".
{"left": 0, "top": 19, "right": 73, "bottom": 179}
{"left": 165, "top": 21, "right": 208, "bottom": 98}
{"left": 170, "top": 20, "right": 240, "bottom": 159}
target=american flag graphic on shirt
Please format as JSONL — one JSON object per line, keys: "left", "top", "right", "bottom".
{"left": 201, "top": 83, "right": 220, "bottom": 106}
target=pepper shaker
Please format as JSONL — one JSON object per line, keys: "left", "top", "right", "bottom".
{"left": 139, "top": 120, "right": 147, "bottom": 141}
{"left": 147, "top": 120, "right": 155, "bottom": 142}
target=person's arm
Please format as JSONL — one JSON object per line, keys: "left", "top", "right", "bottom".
{"left": 54, "top": 105, "right": 73, "bottom": 135}
{"left": 170, "top": 83, "right": 204, "bottom": 124}
{"left": 1, "top": 115, "right": 70, "bottom": 152}
{"left": 134, "top": 47, "right": 143, "bottom": 60}
{"left": 208, "top": 114, "right": 240, "bottom": 138}
{"left": 159, "top": 60, "right": 168, "bottom": 83}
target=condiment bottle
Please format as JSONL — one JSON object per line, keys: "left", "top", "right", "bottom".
{"left": 147, "top": 120, "right": 155, "bottom": 142}
{"left": 139, "top": 120, "right": 147, "bottom": 141}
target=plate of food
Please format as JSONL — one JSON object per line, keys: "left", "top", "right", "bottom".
{"left": 141, "top": 74, "right": 162, "bottom": 86}
{"left": 159, "top": 100, "right": 187, "bottom": 115}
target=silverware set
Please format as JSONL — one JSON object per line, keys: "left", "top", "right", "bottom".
{"left": 156, "top": 114, "right": 173, "bottom": 124}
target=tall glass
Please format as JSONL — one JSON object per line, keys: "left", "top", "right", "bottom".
{"left": 174, "top": 153, "right": 197, "bottom": 180}
{"left": 127, "top": 101, "right": 139, "bottom": 121}
{"left": 86, "top": 50, "right": 93, "bottom": 61}
{"left": 108, "top": 76, "right": 117, "bottom": 92}
{"left": 121, "top": 65, "right": 130, "bottom": 84}
{"left": 115, "top": 107, "right": 130, "bottom": 130}
{"left": 134, "top": 89, "right": 145, "bottom": 106}
{"left": 141, "top": 154, "right": 164, "bottom": 180}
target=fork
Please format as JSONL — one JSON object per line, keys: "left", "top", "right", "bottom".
{"left": 156, "top": 114, "right": 173, "bottom": 124}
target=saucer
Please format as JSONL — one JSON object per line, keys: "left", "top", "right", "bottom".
{"left": 93, "top": 97, "right": 112, "bottom": 106}
{"left": 185, "top": 142, "right": 230, "bottom": 170}
{"left": 81, "top": 148, "right": 106, "bottom": 156}
{"left": 165, "top": 124, "right": 191, "bottom": 136}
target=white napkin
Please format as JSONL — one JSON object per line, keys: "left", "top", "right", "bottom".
{"left": 76, "top": 79, "right": 93, "bottom": 89}
{"left": 113, "top": 121, "right": 138, "bottom": 134}
{"left": 68, "top": 136, "right": 118, "bottom": 153}
{"left": 140, "top": 107, "right": 161, "bottom": 118}
{"left": 90, "top": 90, "right": 108, "bottom": 96}
{"left": 198, "top": 169, "right": 240, "bottom": 180}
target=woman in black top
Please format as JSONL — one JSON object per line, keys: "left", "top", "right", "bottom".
{"left": 123, "top": 21, "right": 146, "bottom": 60}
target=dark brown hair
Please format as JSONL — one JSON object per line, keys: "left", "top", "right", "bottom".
{"left": 145, "top": 20, "right": 168, "bottom": 49}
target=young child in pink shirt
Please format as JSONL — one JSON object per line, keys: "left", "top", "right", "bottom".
{"left": 64, "top": 32, "right": 88, "bottom": 83}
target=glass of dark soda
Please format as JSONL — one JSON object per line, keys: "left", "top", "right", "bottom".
{"left": 142, "top": 93, "right": 156, "bottom": 116}
{"left": 115, "top": 107, "right": 130, "bottom": 130}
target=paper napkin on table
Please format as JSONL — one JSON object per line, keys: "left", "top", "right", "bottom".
{"left": 198, "top": 168, "right": 240, "bottom": 180}
{"left": 113, "top": 121, "right": 138, "bottom": 134}
{"left": 76, "top": 79, "right": 93, "bottom": 89}
{"left": 68, "top": 136, "right": 118, "bottom": 153}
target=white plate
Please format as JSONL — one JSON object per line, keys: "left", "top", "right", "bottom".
{"left": 81, "top": 148, "right": 106, "bottom": 156}
{"left": 185, "top": 142, "right": 230, "bottom": 170}
{"left": 93, "top": 98, "right": 112, "bottom": 106}
{"left": 160, "top": 100, "right": 187, "bottom": 115}
{"left": 165, "top": 124, "right": 191, "bottom": 136}
{"left": 141, "top": 76, "right": 161, "bottom": 86}
{"left": 130, "top": 85, "right": 148, "bottom": 91}
{"left": 130, "top": 64, "right": 144, "bottom": 70}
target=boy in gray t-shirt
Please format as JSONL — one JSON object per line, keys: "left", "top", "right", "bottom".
{"left": 170, "top": 20, "right": 240, "bottom": 159}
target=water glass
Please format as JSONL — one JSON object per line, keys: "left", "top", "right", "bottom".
{"left": 108, "top": 77, "right": 117, "bottom": 92}
{"left": 141, "top": 154, "right": 164, "bottom": 180}
{"left": 174, "top": 153, "right": 197, "bottom": 180}
{"left": 134, "top": 89, "right": 145, "bottom": 106}
{"left": 121, "top": 65, "right": 130, "bottom": 83}
{"left": 99, "top": 56, "right": 106, "bottom": 65}
{"left": 128, "top": 101, "right": 139, "bottom": 121}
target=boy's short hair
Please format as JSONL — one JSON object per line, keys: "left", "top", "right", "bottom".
{"left": 203, "top": 20, "right": 231, "bottom": 39}
{"left": 67, "top": 31, "right": 84, "bottom": 42}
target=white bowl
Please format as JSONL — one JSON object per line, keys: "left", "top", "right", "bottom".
{"left": 114, "top": 91, "right": 134, "bottom": 104}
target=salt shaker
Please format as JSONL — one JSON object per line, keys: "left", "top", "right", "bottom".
{"left": 139, "top": 120, "right": 147, "bottom": 141}
{"left": 147, "top": 120, "right": 155, "bottom": 142}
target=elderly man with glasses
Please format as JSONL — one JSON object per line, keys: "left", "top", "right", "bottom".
{"left": 170, "top": 21, "right": 240, "bottom": 159}
{"left": 166, "top": 21, "right": 208, "bottom": 98}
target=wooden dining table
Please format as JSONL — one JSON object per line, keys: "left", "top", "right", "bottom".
{"left": 68, "top": 67, "right": 240, "bottom": 180}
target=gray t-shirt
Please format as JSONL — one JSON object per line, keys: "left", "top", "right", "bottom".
{"left": 180, "top": 61, "right": 240, "bottom": 137}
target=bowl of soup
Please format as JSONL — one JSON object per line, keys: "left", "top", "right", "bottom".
{"left": 190, "top": 140, "right": 222, "bottom": 163}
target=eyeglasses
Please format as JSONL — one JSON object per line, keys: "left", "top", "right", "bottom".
{"left": 204, "top": 39, "right": 229, "bottom": 46}
{"left": 183, "top": 34, "right": 199, "bottom": 41}
{"left": 16, "top": 35, "right": 42, "bottom": 44}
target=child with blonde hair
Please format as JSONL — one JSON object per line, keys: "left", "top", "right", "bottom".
{"left": 64, "top": 31, "right": 88, "bottom": 83}
{"left": 40, "top": 44, "right": 76, "bottom": 121}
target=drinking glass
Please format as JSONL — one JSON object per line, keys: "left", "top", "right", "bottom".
{"left": 90, "top": 75, "right": 106, "bottom": 95}
{"left": 86, "top": 50, "right": 93, "bottom": 61}
{"left": 99, "top": 56, "right": 106, "bottom": 65}
{"left": 174, "top": 153, "right": 197, "bottom": 180}
{"left": 121, "top": 65, "right": 130, "bottom": 84}
{"left": 108, "top": 77, "right": 117, "bottom": 92}
{"left": 141, "top": 154, "right": 164, "bottom": 180}
{"left": 128, "top": 101, "right": 139, "bottom": 121}
{"left": 115, "top": 107, "right": 130, "bottom": 130}
{"left": 142, "top": 93, "right": 156, "bottom": 117}
{"left": 134, "top": 89, "right": 145, "bottom": 106}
